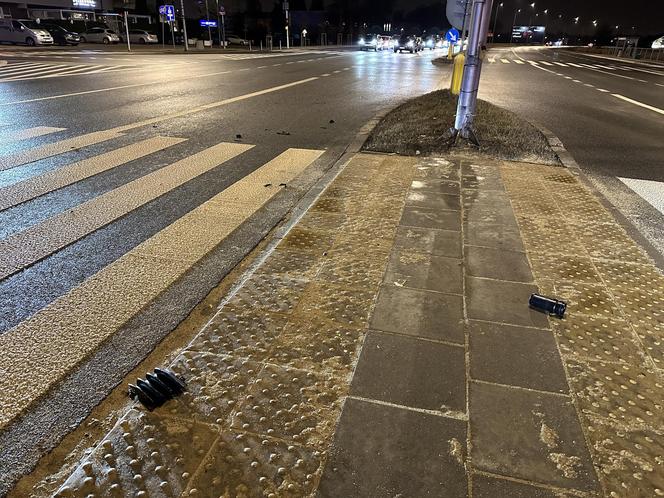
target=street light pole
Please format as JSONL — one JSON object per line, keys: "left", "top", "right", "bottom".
{"left": 215, "top": 0, "right": 221, "bottom": 46}
{"left": 284, "top": 1, "right": 290, "bottom": 49}
{"left": 510, "top": 8, "right": 520, "bottom": 43}
{"left": 491, "top": 2, "right": 502, "bottom": 43}
{"left": 204, "top": 0, "right": 212, "bottom": 44}
{"left": 180, "top": 0, "right": 189, "bottom": 51}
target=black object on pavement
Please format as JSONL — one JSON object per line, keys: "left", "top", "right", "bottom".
{"left": 529, "top": 293, "right": 567, "bottom": 318}
{"left": 128, "top": 368, "right": 186, "bottom": 410}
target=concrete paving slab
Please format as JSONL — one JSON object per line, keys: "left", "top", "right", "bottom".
{"left": 394, "top": 226, "right": 462, "bottom": 258}
{"left": 384, "top": 248, "right": 463, "bottom": 294}
{"left": 466, "top": 245, "right": 534, "bottom": 283}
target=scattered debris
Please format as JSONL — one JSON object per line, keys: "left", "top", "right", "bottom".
{"left": 540, "top": 423, "right": 559, "bottom": 449}
{"left": 235, "top": 134, "right": 242, "bottom": 140}
{"left": 448, "top": 438, "right": 464, "bottom": 466}
{"left": 549, "top": 453, "right": 582, "bottom": 479}
{"left": 277, "top": 130, "right": 291, "bottom": 136}
{"left": 329, "top": 119, "right": 335, "bottom": 124}
{"left": 279, "top": 183, "right": 287, "bottom": 187}
{"left": 264, "top": 183, "right": 272, "bottom": 187}
{"left": 128, "top": 368, "right": 185, "bottom": 410}
{"left": 529, "top": 294, "right": 567, "bottom": 318}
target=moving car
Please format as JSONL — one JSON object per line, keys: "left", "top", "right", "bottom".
{"left": 79, "top": 27, "right": 120, "bottom": 44}
{"left": 0, "top": 19, "right": 53, "bottom": 46}
{"left": 359, "top": 33, "right": 381, "bottom": 51}
{"left": 121, "top": 29, "right": 158, "bottom": 44}
{"left": 42, "top": 23, "right": 80, "bottom": 45}
{"left": 424, "top": 35, "right": 439, "bottom": 50}
{"left": 393, "top": 34, "right": 422, "bottom": 53}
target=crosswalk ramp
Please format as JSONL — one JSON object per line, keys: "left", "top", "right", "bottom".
{"left": 0, "top": 125, "right": 325, "bottom": 430}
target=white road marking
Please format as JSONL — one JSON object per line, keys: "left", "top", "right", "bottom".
{"left": 567, "top": 62, "right": 584, "bottom": 68}
{"left": 572, "top": 79, "right": 582, "bottom": 83}
{"left": 321, "top": 73, "right": 331, "bottom": 77}
{"left": 488, "top": 57, "right": 496, "bottom": 63}
{"left": 612, "top": 94, "right": 664, "bottom": 116}
{"left": 553, "top": 62, "right": 568, "bottom": 67}
{"left": 597, "top": 88, "right": 610, "bottom": 93}
{"left": 584, "top": 83, "right": 594, "bottom": 87}
{"left": 619, "top": 177, "right": 664, "bottom": 215}
{"left": 500, "top": 58, "right": 510, "bottom": 64}
{"left": 564, "top": 76, "right": 573, "bottom": 79}
{"left": 539, "top": 61, "right": 554, "bottom": 66}
{"left": 1, "top": 126, "right": 65, "bottom": 144}
{"left": 617, "top": 65, "right": 664, "bottom": 77}
{"left": 577, "top": 63, "right": 648, "bottom": 83}
{"left": 514, "top": 60, "right": 524, "bottom": 64}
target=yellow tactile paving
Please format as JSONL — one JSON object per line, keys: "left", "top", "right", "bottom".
{"left": 1, "top": 126, "right": 65, "bottom": 144}
{"left": 0, "top": 147, "right": 323, "bottom": 431}
{"left": 0, "top": 136, "right": 185, "bottom": 211}
{"left": 0, "top": 130, "right": 124, "bottom": 171}
{"left": 0, "top": 142, "right": 252, "bottom": 280}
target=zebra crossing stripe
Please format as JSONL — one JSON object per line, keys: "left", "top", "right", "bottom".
{"left": 1, "top": 126, "right": 65, "bottom": 144}
{"left": 553, "top": 62, "right": 568, "bottom": 67}
{"left": 0, "top": 130, "right": 124, "bottom": 171}
{"left": 0, "top": 63, "right": 56, "bottom": 77}
{"left": 567, "top": 63, "right": 584, "bottom": 68}
{"left": 1, "top": 65, "right": 90, "bottom": 81}
{"left": 0, "top": 141, "right": 252, "bottom": 280}
{"left": 514, "top": 60, "right": 525, "bottom": 64}
{"left": 0, "top": 146, "right": 323, "bottom": 431}
{"left": 0, "top": 136, "right": 185, "bottom": 211}
{"left": 539, "top": 61, "right": 554, "bottom": 66}
{"left": 500, "top": 58, "right": 510, "bottom": 64}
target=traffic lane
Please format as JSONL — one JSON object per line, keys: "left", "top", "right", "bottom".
{"left": 512, "top": 48, "right": 664, "bottom": 112}
{"left": 479, "top": 59, "right": 664, "bottom": 181}
{"left": 0, "top": 52, "right": 348, "bottom": 102}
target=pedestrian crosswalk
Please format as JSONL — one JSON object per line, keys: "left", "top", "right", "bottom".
{"left": 0, "top": 60, "right": 141, "bottom": 82}
{"left": 0, "top": 124, "right": 325, "bottom": 430}
{"left": 486, "top": 57, "right": 660, "bottom": 75}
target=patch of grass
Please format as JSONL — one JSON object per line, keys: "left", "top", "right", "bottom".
{"left": 364, "top": 89, "right": 560, "bottom": 165}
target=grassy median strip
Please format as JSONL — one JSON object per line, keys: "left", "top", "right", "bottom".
{"left": 363, "top": 89, "right": 560, "bottom": 165}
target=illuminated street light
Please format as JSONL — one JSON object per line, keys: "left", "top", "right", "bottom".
{"left": 492, "top": 2, "right": 504, "bottom": 43}
{"left": 511, "top": 8, "right": 522, "bottom": 43}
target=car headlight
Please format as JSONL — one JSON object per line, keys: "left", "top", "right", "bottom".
{"left": 359, "top": 38, "right": 365, "bottom": 45}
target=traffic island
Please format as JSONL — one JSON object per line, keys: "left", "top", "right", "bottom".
{"left": 364, "top": 88, "right": 560, "bottom": 165}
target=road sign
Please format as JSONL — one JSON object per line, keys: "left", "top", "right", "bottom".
{"left": 446, "top": 0, "right": 469, "bottom": 31}
{"left": 200, "top": 19, "right": 217, "bottom": 27}
{"left": 446, "top": 28, "right": 460, "bottom": 43}
{"left": 159, "top": 4, "right": 175, "bottom": 22}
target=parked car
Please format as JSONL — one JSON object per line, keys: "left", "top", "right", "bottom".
{"left": 42, "top": 23, "right": 80, "bottom": 45}
{"left": 79, "top": 27, "right": 120, "bottom": 44}
{"left": 120, "top": 29, "right": 158, "bottom": 44}
{"left": 0, "top": 19, "right": 53, "bottom": 46}
{"left": 226, "top": 35, "right": 248, "bottom": 46}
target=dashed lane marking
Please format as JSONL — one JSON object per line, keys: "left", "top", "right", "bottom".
{"left": 597, "top": 88, "right": 610, "bottom": 93}
{"left": 0, "top": 136, "right": 185, "bottom": 211}
{"left": 1, "top": 126, "right": 65, "bottom": 144}
{"left": 0, "top": 146, "right": 323, "bottom": 431}
{"left": 612, "top": 94, "right": 664, "bottom": 116}
{"left": 0, "top": 141, "right": 253, "bottom": 280}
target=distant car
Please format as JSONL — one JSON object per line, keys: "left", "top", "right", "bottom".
{"left": 424, "top": 35, "right": 439, "bottom": 50}
{"left": 653, "top": 36, "right": 664, "bottom": 49}
{"left": 42, "top": 23, "right": 80, "bottom": 45}
{"left": 393, "top": 35, "right": 421, "bottom": 53}
{"left": 0, "top": 19, "right": 53, "bottom": 46}
{"left": 226, "top": 35, "right": 248, "bottom": 46}
{"left": 121, "top": 29, "right": 158, "bottom": 44}
{"left": 80, "top": 27, "right": 120, "bottom": 44}
{"left": 359, "top": 33, "right": 381, "bottom": 51}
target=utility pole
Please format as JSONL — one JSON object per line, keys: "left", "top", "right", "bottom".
{"left": 452, "top": 0, "right": 493, "bottom": 144}
{"left": 180, "top": 0, "right": 188, "bottom": 51}
{"left": 284, "top": 0, "right": 289, "bottom": 49}
{"left": 124, "top": 10, "right": 131, "bottom": 52}
{"left": 204, "top": 0, "right": 212, "bottom": 44}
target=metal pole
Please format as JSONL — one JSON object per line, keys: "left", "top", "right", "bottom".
{"left": 285, "top": 4, "right": 290, "bottom": 49}
{"left": 460, "top": 0, "right": 470, "bottom": 42}
{"left": 221, "top": 13, "right": 226, "bottom": 49}
{"left": 510, "top": 9, "right": 518, "bottom": 43}
{"left": 171, "top": 20, "right": 175, "bottom": 49}
{"left": 162, "top": 17, "right": 164, "bottom": 48}
{"left": 204, "top": 0, "right": 211, "bottom": 44}
{"left": 124, "top": 10, "right": 131, "bottom": 52}
{"left": 453, "top": 0, "right": 493, "bottom": 142}
{"left": 180, "top": 0, "right": 188, "bottom": 51}
{"left": 491, "top": 3, "right": 500, "bottom": 43}
{"left": 215, "top": 0, "right": 221, "bottom": 46}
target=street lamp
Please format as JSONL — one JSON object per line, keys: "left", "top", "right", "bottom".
{"left": 492, "top": 2, "right": 503, "bottom": 43}
{"left": 510, "top": 8, "right": 521, "bottom": 43}
{"left": 529, "top": 2, "right": 536, "bottom": 26}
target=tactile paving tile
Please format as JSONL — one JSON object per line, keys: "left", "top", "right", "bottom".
{"left": 543, "top": 173, "right": 578, "bottom": 184}
{"left": 296, "top": 281, "right": 375, "bottom": 328}
{"left": 185, "top": 430, "right": 323, "bottom": 497}
{"left": 565, "top": 359, "right": 664, "bottom": 432}
{"left": 528, "top": 253, "right": 602, "bottom": 284}
{"left": 340, "top": 213, "right": 401, "bottom": 238}
{"left": 266, "top": 313, "right": 364, "bottom": 375}
{"left": 551, "top": 282, "right": 622, "bottom": 319}
{"left": 317, "top": 254, "right": 387, "bottom": 289}
{"left": 228, "top": 274, "right": 308, "bottom": 314}
{"left": 510, "top": 198, "right": 561, "bottom": 217}
{"left": 165, "top": 352, "right": 261, "bottom": 425}
{"left": 296, "top": 211, "right": 346, "bottom": 232}
{"left": 277, "top": 227, "right": 337, "bottom": 255}
{"left": 551, "top": 315, "right": 645, "bottom": 365}
{"left": 188, "top": 304, "right": 289, "bottom": 361}
{"left": 55, "top": 409, "right": 217, "bottom": 498}
{"left": 519, "top": 224, "right": 587, "bottom": 256}
{"left": 327, "top": 235, "right": 394, "bottom": 258}
{"left": 257, "top": 248, "right": 324, "bottom": 280}
{"left": 572, "top": 223, "right": 652, "bottom": 264}
{"left": 230, "top": 363, "right": 344, "bottom": 448}
{"left": 583, "top": 424, "right": 664, "bottom": 498}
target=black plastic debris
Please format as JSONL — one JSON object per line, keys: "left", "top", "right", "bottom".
{"left": 529, "top": 294, "right": 567, "bottom": 318}
{"left": 276, "top": 130, "right": 291, "bottom": 135}
{"left": 235, "top": 133, "right": 242, "bottom": 140}
{"left": 128, "top": 368, "right": 185, "bottom": 410}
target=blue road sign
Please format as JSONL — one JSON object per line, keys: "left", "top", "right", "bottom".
{"left": 159, "top": 4, "right": 175, "bottom": 22}
{"left": 199, "top": 19, "right": 217, "bottom": 27}
{"left": 446, "top": 28, "right": 460, "bottom": 43}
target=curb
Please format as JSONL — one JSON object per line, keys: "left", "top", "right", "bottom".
{"left": 533, "top": 121, "right": 664, "bottom": 270}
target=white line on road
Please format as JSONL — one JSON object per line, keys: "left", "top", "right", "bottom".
{"left": 612, "top": 94, "right": 664, "bottom": 116}
{"left": 566, "top": 62, "right": 584, "bottom": 68}
{"left": 321, "top": 73, "right": 331, "bottom": 76}
{"left": 597, "top": 88, "right": 610, "bottom": 93}
{"left": 572, "top": 79, "right": 582, "bottom": 83}
{"left": 1, "top": 126, "right": 65, "bottom": 144}
{"left": 514, "top": 60, "right": 524, "bottom": 64}
{"left": 552, "top": 62, "right": 568, "bottom": 67}
{"left": 584, "top": 83, "right": 594, "bottom": 87}
{"left": 577, "top": 63, "right": 648, "bottom": 83}
{"left": 539, "top": 61, "right": 554, "bottom": 66}
{"left": 619, "top": 177, "right": 664, "bottom": 215}
{"left": 500, "top": 58, "right": 510, "bottom": 63}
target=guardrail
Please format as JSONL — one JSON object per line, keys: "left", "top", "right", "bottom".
{"left": 578, "top": 46, "right": 664, "bottom": 62}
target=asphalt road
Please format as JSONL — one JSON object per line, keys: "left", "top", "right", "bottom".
{"left": 0, "top": 45, "right": 447, "bottom": 494}
{"left": 478, "top": 45, "right": 664, "bottom": 261}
